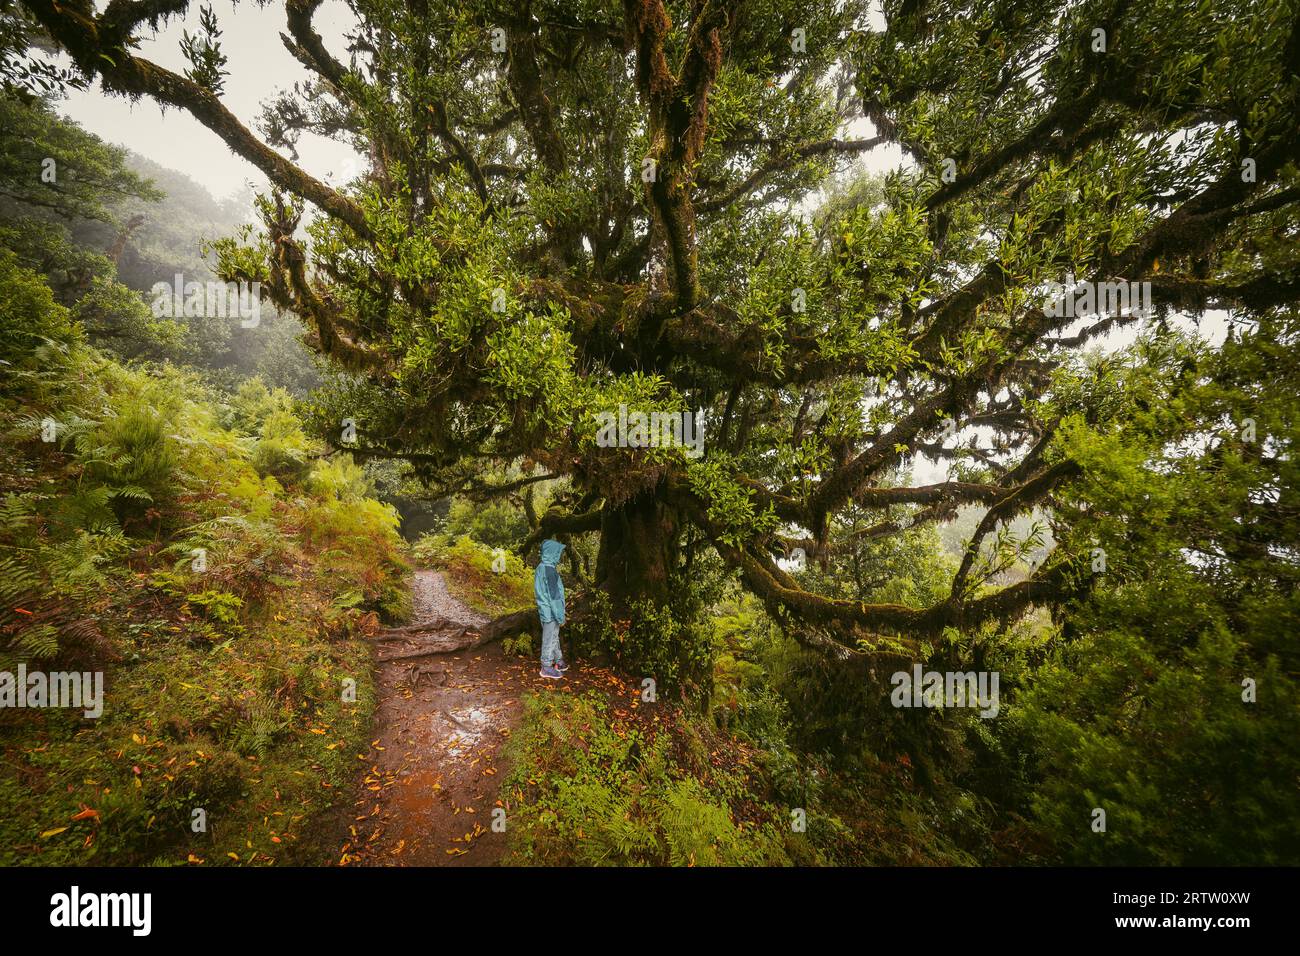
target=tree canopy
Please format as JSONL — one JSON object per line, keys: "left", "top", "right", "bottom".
{"left": 21, "top": 0, "right": 1299, "bottom": 666}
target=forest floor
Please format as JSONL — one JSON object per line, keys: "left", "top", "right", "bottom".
{"left": 339, "top": 569, "right": 616, "bottom": 866}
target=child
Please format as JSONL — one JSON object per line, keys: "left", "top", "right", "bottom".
{"left": 534, "top": 538, "right": 568, "bottom": 679}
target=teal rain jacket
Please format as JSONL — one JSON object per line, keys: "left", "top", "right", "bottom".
{"left": 534, "top": 539, "right": 566, "bottom": 625}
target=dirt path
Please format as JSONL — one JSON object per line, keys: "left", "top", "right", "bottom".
{"left": 342, "top": 570, "right": 540, "bottom": 866}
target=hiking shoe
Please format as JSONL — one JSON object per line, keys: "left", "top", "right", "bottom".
{"left": 539, "top": 665, "right": 563, "bottom": 680}
{"left": 554, "top": 659, "right": 570, "bottom": 672}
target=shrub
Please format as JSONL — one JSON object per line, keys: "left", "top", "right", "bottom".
{"left": 0, "top": 248, "right": 82, "bottom": 386}
{"left": 251, "top": 409, "right": 312, "bottom": 486}
{"left": 501, "top": 692, "right": 792, "bottom": 866}
{"left": 569, "top": 587, "right": 713, "bottom": 698}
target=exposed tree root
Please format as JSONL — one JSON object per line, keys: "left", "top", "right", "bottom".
{"left": 374, "top": 609, "right": 537, "bottom": 662}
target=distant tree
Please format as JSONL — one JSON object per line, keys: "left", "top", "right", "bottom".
{"left": 0, "top": 90, "right": 321, "bottom": 385}
{"left": 0, "top": 91, "right": 158, "bottom": 224}
{"left": 0, "top": 90, "right": 178, "bottom": 353}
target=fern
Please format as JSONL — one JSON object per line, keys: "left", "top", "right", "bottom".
{"left": 109, "top": 484, "right": 154, "bottom": 503}
{"left": 0, "top": 552, "right": 113, "bottom": 668}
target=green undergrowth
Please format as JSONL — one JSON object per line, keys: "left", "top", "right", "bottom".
{"left": 0, "top": 265, "right": 409, "bottom": 865}
{"left": 500, "top": 691, "right": 802, "bottom": 866}
{"left": 500, "top": 589, "right": 985, "bottom": 867}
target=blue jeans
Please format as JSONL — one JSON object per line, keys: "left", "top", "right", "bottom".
{"left": 540, "top": 619, "right": 562, "bottom": 666}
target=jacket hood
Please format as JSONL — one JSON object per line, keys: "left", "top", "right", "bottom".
{"left": 540, "top": 539, "right": 566, "bottom": 566}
